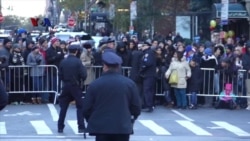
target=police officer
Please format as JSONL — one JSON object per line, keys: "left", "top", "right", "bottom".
{"left": 0, "top": 57, "right": 8, "bottom": 111}
{"left": 140, "top": 41, "right": 157, "bottom": 112}
{"left": 57, "top": 44, "right": 87, "bottom": 133}
{"left": 100, "top": 36, "right": 116, "bottom": 51}
{"left": 83, "top": 51, "right": 141, "bottom": 141}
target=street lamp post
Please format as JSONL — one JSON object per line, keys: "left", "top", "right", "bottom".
{"left": 84, "top": 0, "right": 87, "bottom": 31}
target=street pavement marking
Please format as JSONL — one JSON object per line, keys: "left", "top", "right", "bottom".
{"left": 0, "top": 122, "right": 7, "bottom": 134}
{"left": 30, "top": 120, "right": 53, "bottom": 135}
{"left": 212, "top": 121, "right": 250, "bottom": 137}
{"left": 139, "top": 120, "right": 171, "bottom": 135}
{"left": 171, "top": 110, "right": 194, "bottom": 121}
{"left": 67, "top": 120, "right": 81, "bottom": 134}
{"left": 176, "top": 120, "right": 212, "bottom": 136}
{"left": 47, "top": 104, "right": 59, "bottom": 121}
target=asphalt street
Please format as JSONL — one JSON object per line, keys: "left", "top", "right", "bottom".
{"left": 0, "top": 104, "right": 250, "bottom": 141}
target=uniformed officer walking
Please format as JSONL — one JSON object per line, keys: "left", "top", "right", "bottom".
{"left": 57, "top": 44, "right": 87, "bottom": 133}
{"left": 140, "top": 41, "right": 157, "bottom": 112}
{"left": 83, "top": 51, "right": 141, "bottom": 141}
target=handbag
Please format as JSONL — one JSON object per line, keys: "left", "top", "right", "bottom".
{"left": 169, "top": 70, "right": 178, "bottom": 85}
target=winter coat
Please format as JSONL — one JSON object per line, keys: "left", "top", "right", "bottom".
{"left": 82, "top": 71, "right": 141, "bottom": 135}
{"left": 80, "top": 50, "right": 95, "bottom": 85}
{"left": 46, "top": 46, "right": 64, "bottom": 75}
{"left": 0, "top": 47, "right": 11, "bottom": 66}
{"left": 140, "top": 48, "right": 156, "bottom": 77}
{"left": 165, "top": 57, "right": 191, "bottom": 88}
{"left": 0, "top": 80, "right": 8, "bottom": 111}
{"left": 129, "top": 50, "right": 143, "bottom": 83}
{"left": 9, "top": 52, "right": 25, "bottom": 78}
{"left": 242, "top": 48, "right": 250, "bottom": 78}
{"left": 26, "top": 52, "right": 46, "bottom": 77}
{"left": 187, "top": 66, "right": 202, "bottom": 92}
{"left": 116, "top": 45, "right": 131, "bottom": 67}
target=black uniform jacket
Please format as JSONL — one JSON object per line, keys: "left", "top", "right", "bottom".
{"left": 0, "top": 80, "right": 8, "bottom": 111}
{"left": 83, "top": 71, "right": 141, "bottom": 134}
{"left": 59, "top": 55, "right": 87, "bottom": 86}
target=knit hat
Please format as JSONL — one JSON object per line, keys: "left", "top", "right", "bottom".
{"left": 50, "top": 37, "right": 59, "bottom": 45}
{"left": 185, "top": 45, "right": 193, "bottom": 53}
{"left": 204, "top": 48, "right": 213, "bottom": 56}
{"left": 3, "top": 38, "right": 11, "bottom": 45}
{"left": 204, "top": 41, "right": 212, "bottom": 48}
{"left": 225, "top": 83, "right": 232, "bottom": 91}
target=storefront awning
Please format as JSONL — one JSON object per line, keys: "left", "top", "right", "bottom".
{"left": 213, "top": 3, "right": 249, "bottom": 19}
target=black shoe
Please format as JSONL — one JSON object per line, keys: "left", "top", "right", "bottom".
{"left": 58, "top": 129, "right": 63, "bottom": 133}
{"left": 78, "top": 128, "right": 85, "bottom": 133}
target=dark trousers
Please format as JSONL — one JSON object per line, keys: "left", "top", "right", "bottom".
{"left": 143, "top": 76, "right": 156, "bottom": 108}
{"left": 215, "top": 100, "right": 235, "bottom": 109}
{"left": 96, "top": 134, "right": 130, "bottom": 141}
{"left": 58, "top": 83, "right": 85, "bottom": 130}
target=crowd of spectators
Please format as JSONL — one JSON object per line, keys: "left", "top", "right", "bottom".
{"left": 0, "top": 29, "right": 250, "bottom": 111}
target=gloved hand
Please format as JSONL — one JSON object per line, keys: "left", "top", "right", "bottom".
{"left": 36, "top": 59, "right": 42, "bottom": 65}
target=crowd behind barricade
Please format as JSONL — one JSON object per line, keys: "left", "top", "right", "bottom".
{"left": 0, "top": 29, "right": 250, "bottom": 112}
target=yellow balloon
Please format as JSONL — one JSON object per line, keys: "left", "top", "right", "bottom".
{"left": 210, "top": 20, "right": 216, "bottom": 28}
{"left": 228, "top": 30, "right": 235, "bottom": 37}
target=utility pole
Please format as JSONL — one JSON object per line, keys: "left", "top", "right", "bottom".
{"left": 84, "top": 0, "right": 87, "bottom": 31}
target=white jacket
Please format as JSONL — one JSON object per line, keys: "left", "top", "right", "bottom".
{"left": 165, "top": 57, "right": 191, "bottom": 88}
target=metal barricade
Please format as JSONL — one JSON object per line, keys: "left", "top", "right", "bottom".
{"left": 191, "top": 68, "right": 250, "bottom": 99}
{"left": 3, "top": 64, "right": 250, "bottom": 105}
{"left": 0, "top": 65, "right": 59, "bottom": 104}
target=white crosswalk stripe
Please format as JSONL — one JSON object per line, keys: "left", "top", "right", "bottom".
{"left": 0, "top": 122, "right": 7, "bottom": 134}
{"left": 30, "top": 120, "right": 53, "bottom": 135}
{"left": 176, "top": 120, "right": 212, "bottom": 136}
{"left": 67, "top": 120, "right": 81, "bottom": 134}
{"left": 139, "top": 120, "right": 171, "bottom": 135}
{"left": 212, "top": 121, "right": 250, "bottom": 137}
{"left": 1, "top": 119, "right": 249, "bottom": 137}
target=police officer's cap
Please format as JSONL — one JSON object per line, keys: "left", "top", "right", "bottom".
{"left": 102, "top": 51, "right": 122, "bottom": 66}
{"left": 143, "top": 41, "right": 151, "bottom": 46}
{"left": 99, "top": 36, "right": 115, "bottom": 47}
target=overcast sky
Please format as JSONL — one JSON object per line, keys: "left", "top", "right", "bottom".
{"left": 2, "top": 0, "right": 46, "bottom": 17}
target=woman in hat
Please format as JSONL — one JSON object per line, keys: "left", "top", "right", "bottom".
{"left": 26, "top": 46, "right": 46, "bottom": 104}
{"left": 80, "top": 43, "right": 95, "bottom": 88}
{"left": 9, "top": 44, "right": 26, "bottom": 104}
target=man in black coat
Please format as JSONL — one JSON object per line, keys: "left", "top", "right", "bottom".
{"left": 58, "top": 44, "right": 87, "bottom": 133}
{"left": 46, "top": 37, "right": 64, "bottom": 101}
{"left": 129, "top": 43, "right": 144, "bottom": 105}
{"left": 83, "top": 51, "right": 141, "bottom": 141}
